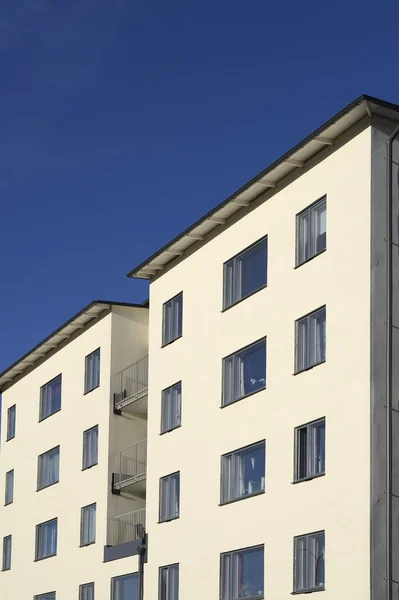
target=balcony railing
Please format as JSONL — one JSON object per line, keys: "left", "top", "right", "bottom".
{"left": 113, "top": 438, "right": 147, "bottom": 491}
{"left": 110, "top": 508, "right": 146, "bottom": 546}
{"left": 113, "top": 355, "right": 148, "bottom": 412}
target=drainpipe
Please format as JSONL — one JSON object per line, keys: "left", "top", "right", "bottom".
{"left": 386, "top": 123, "right": 399, "bottom": 600}
{"left": 137, "top": 535, "right": 146, "bottom": 600}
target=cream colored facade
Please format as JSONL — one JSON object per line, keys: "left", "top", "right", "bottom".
{"left": 0, "top": 302, "right": 148, "bottom": 599}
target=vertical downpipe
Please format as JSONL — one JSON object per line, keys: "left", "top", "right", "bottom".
{"left": 137, "top": 536, "right": 146, "bottom": 600}
{"left": 386, "top": 124, "right": 399, "bottom": 600}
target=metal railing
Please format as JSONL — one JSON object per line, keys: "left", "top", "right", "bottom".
{"left": 110, "top": 508, "right": 146, "bottom": 546}
{"left": 113, "top": 355, "right": 148, "bottom": 412}
{"left": 113, "top": 438, "right": 147, "bottom": 490}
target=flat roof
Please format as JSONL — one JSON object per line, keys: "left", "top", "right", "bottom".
{"left": 127, "top": 94, "right": 399, "bottom": 280}
{"left": 0, "top": 300, "right": 148, "bottom": 392}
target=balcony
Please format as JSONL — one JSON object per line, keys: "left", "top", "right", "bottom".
{"left": 113, "top": 439, "right": 147, "bottom": 495}
{"left": 113, "top": 355, "right": 148, "bottom": 415}
{"left": 110, "top": 508, "right": 146, "bottom": 546}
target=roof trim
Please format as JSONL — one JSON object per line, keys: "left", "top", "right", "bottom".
{"left": 127, "top": 94, "right": 399, "bottom": 279}
{"left": 0, "top": 300, "right": 148, "bottom": 392}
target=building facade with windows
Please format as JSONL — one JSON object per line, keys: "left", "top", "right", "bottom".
{"left": 0, "top": 301, "right": 149, "bottom": 599}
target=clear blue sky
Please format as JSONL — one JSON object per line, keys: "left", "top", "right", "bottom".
{"left": 1, "top": 0, "right": 398, "bottom": 372}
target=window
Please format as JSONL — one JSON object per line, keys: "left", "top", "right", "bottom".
{"left": 162, "top": 293, "right": 183, "bottom": 346}
{"left": 6, "top": 405, "right": 16, "bottom": 441}
{"left": 223, "top": 237, "right": 268, "bottom": 309}
{"left": 295, "top": 419, "right": 325, "bottom": 482}
{"left": 80, "top": 503, "right": 96, "bottom": 546}
{"left": 40, "top": 375, "right": 62, "bottom": 421}
{"left": 79, "top": 583, "right": 94, "bottom": 600}
{"left": 161, "top": 382, "right": 182, "bottom": 433}
{"left": 82, "top": 426, "right": 98, "bottom": 469}
{"left": 159, "top": 472, "right": 180, "bottom": 522}
{"left": 5, "top": 470, "right": 14, "bottom": 505}
{"left": 296, "top": 197, "right": 326, "bottom": 266}
{"left": 38, "top": 446, "right": 60, "bottom": 490}
{"left": 2, "top": 535, "right": 11, "bottom": 571}
{"left": 294, "top": 531, "right": 325, "bottom": 593}
{"left": 221, "top": 545, "right": 264, "bottom": 600}
{"left": 221, "top": 441, "right": 265, "bottom": 504}
{"left": 34, "top": 593, "right": 56, "bottom": 600}
{"left": 159, "top": 564, "right": 179, "bottom": 600}
{"left": 222, "top": 338, "right": 266, "bottom": 406}
{"left": 295, "top": 306, "right": 326, "bottom": 373}
{"left": 35, "top": 518, "right": 57, "bottom": 560}
{"left": 85, "top": 349, "right": 100, "bottom": 393}
{"left": 111, "top": 573, "right": 138, "bottom": 600}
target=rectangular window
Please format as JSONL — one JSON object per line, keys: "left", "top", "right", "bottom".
{"left": 2, "top": 535, "right": 11, "bottom": 571}
{"left": 221, "top": 441, "right": 265, "bottom": 504}
{"left": 221, "top": 545, "right": 264, "bottom": 600}
{"left": 38, "top": 446, "right": 60, "bottom": 490}
{"left": 80, "top": 503, "right": 96, "bottom": 546}
{"left": 6, "top": 405, "right": 16, "bottom": 441}
{"left": 79, "top": 583, "right": 94, "bottom": 600}
{"left": 82, "top": 426, "right": 98, "bottom": 469}
{"left": 34, "top": 593, "right": 56, "bottom": 600}
{"left": 295, "top": 306, "right": 326, "bottom": 373}
{"left": 40, "top": 375, "right": 62, "bottom": 421}
{"left": 295, "top": 419, "right": 325, "bottom": 482}
{"left": 159, "top": 472, "right": 180, "bottom": 522}
{"left": 223, "top": 237, "right": 268, "bottom": 309}
{"left": 161, "top": 382, "right": 182, "bottom": 433}
{"left": 5, "top": 470, "right": 14, "bottom": 505}
{"left": 294, "top": 531, "right": 325, "bottom": 593}
{"left": 35, "top": 518, "right": 57, "bottom": 560}
{"left": 111, "top": 573, "right": 138, "bottom": 600}
{"left": 162, "top": 293, "right": 183, "bottom": 346}
{"left": 159, "top": 564, "right": 179, "bottom": 600}
{"left": 296, "top": 197, "right": 326, "bottom": 266}
{"left": 85, "top": 349, "right": 100, "bottom": 393}
{"left": 223, "top": 338, "right": 266, "bottom": 406}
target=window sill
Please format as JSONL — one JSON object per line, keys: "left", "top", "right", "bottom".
{"left": 82, "top": 463, "right": 98, "bottom": 471}
{"left": 38, "top": 407, "right": 62, "bottom": 423}
{"left": 161, "top": 334, "right": 182, "bottom": 349}
{"left": 221, "top": 284, "right": 268, "bottom": 313}
{"left": 292, "top": 587, "right": 325, "bottom": 595}
{"left": 37, "top": 480, "right": 59, "bottom": 492}
{"left": 5, "top": 436, "right": 15, "bottom": 442}
{"left": 158, "top": 516, "right": 180, "bottom": 524}
{"left": 34, "top": 554, "right": 57, "bottom": 562}
{"left": 84, "top": 384, "right": 100, "bottom": 396}
{"left": 220, "top": 490, "right": 265, "bottom": 506}
{"left": 80, "top": 541, "right": 96, "bottom": 548}
{"left": 160, "top": 424, "right": 181, "bottom": 436}
{"left": 1, "top": 567, "right": 10, "bottom": 572}
{"left": 293, "top": 360, "right": 326, "bottom": 376}
{"left": 294, "top": 248, "right": 326, "bottom": 269}
{"left": 4, "top": 502, "right": 13, "bottom": 507}
{"left": 292, "top": 473, "right": 325, "bottom": 485}
{"left": 221, "top": 385, "right": 266, "bottom": 408}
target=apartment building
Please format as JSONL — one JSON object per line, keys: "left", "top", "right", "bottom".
{"left": 2, "top": 94, "right": 399, "bottom": 600}
{"left": 0, "top": 301, "right": 149, "bottom": 599}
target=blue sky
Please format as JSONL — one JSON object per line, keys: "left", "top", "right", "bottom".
{"left": 1, "top": 0, "right": 399, "bottom": 371}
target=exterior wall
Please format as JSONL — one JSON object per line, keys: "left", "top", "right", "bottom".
{"left": 145, "top": 127, "right": 372, "bottom": 599}
{"left": 0, "top": 306, "right": 148, "bottom": 599}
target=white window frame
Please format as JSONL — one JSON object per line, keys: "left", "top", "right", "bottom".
{"left": 295, "top": 306, "right": 326, "bottom": 373}
{"left": 79, "top": 582, "right": 94, "bottom": 600}
{"left": 222, "top": 338, "right": 266, "bottom": 406}
{"left": 159, "top": 472, "right": 180, "bottom": 522}
{"left": 294, "top": 418, "right": 326, "bottom": 482}
{"left": 220, "top": 545, "right": 265, "bottom": 600}
{"left": 162, "top": 293, "right": 183, "bottom": 346}
{"left": 2, "top": 535, "right": 11, "bottom": 571}
{"left": 161, "top": 382, "right": 182, "bottom": 434}
{"left": 35, "top": 518, "right": 58, "bottom": 560}
{"left": 82, "top": 425, "right": 99, "bottom": 470}
{"left": 5, "top": 470, "right": 14, "bottom": 506}
{"left": 221, "top": 441, "right": 266, "bottom": 504}
{"left": 80, "top": 503, "right": 96, "bottom": 546}
{"left": 40, "top": 375, "right": 62, "bottom": 421}
{"left": 6, "top": 405, "right": 16, "bottom": 441}
{"left": 85, "top": 349, "right": 100, "bottom": 393}
{"left": 37, "top": 446, "right": 60, "bottom": 491}
{"left": 294, "top": 530, "right": 325, "bottom": 593}
{"left": 159, "top": 563, "right": 179, "bottom": 600}
{"left": 111, "top": 573, "right": 138, "bottom": 600}
{"left": 296, "top": 196, "right": 327, "bottom": 266}
{"left": 223, "top": 236, "right": 268, "bottom": 309}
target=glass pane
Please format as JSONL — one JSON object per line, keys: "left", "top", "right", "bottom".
{"left": 310, "top": 421, "right": 325, "bottom": 476}
{"left": 224, "top": 261, "right": 235, "bottom": 308}
{"left": 171, "top": 474, "right": 180, "bottom": 518}
{"left": 314, "top": 533, "right": 325, "bottom": 588}
{"left": 235, "top": 547, "right": 264, "bottom": 599}
{"left": 238, "top": 340, "right": 266, "bottom": 397}
{"left": 229, "top": 443, "right": 265, "bottom": 500}
{"left": 5, "top": 471, "right": 14, "bottom": 504}
{"left": 7, "top": 406, "right": 15, "bottom": 439}
{"left": 174, "top": 295, "right": 183, "bottom": 339}
{"left": 297, "top": 211, "right": 310, "bottom": 264}
{"left": 315, "top": 201, "right": 326, "bottom": 254}
{"left": 168, "top": 565, "right": 179, "bottom": 600}
{"left": 297, "top": 318, "right": 308, "bottom": 371}
{"left": 294, "top": 537, "right": 306, "bottom": 591}
{"left": 239, "top": 240, "right": 267, "bottom": 301}
{"left": 160, "top": 478, "right": 169, "bottom": 521}
{"left": 221, "top": 553, "right": 231, "bottom": 600}
{"left": 296, "top": 428, "right": 307, "bottom": 479}
{"left": 93, "top": 350, "right": 100, "bottom": 388}
{"left": 112, "top": 573, "right": 138, "bottom": 600}
{"left": 223, "top": 356, "right": 234, "bottom": 405}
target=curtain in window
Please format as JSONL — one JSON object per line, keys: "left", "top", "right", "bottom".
{"left": 80, "top": 584, "right": 94, "bottom": 600}
{"left": 37, "top": 520, "right": 57, "bottom": 558}
{"left": 5, "top": 470, "right": 14, "bottom": 505}
{"left": 112, "top": 574, "right": 138, "bottom": 600}
{"left": 221, "top": 547, "right": 264, "bottom": 600}
{"left": 41, "top": 376, "right": 61, "bottom": 419}
{"left": 39, "top": 448, "right": 59, "bottom": 489}
{"left": 295, "top": 533, "right": 325, "bottom": 591}
{"left": 162, "top": 384, "right": 181, "bottom": 432}
{"left": 83, "top": 427, "right": 98, "bottom": 469}
{"left": 7, "top": 406, "right": 16, "bottom": 439}
{"left": 314, "top": 310, "right": 326, "bottom": 363}
{"left": 160, "top": 565, "right": 179, "bottom": 600}
{"left": 81, "top": 505, "right": 96, "bottom": 545}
